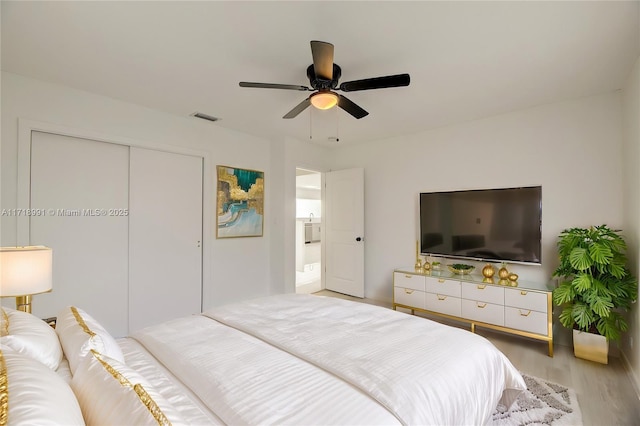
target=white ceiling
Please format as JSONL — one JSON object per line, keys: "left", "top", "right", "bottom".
{"left": 2, "top": 1, "right": 638, "bottom": 147}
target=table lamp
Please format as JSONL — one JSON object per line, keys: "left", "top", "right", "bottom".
{"left": 0, "top": 246, "right": 52, "bottom": 313}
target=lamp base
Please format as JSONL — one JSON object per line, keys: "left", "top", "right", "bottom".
{"left": 15, "top": 295, "right": 33, "bottom": 313}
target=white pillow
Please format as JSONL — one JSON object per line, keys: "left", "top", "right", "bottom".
{"left": 0, "top": 306, "right": 63, "bottom": 370}
{"left": 0, "top": 345, "right": 85, "bottom": 425}
{"left": 55, "top": 306, "right": 124, "bottom": 374}
{"left": 71, "top": 349, "right": 185, "bottom": 426}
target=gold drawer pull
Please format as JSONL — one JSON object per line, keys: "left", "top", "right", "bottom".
{"left": 476, "top": 302, "right": 487, "bottom": 308}
{"left": 437, "top": 294, "right": 447, "bottom": 301}
{"left": 519, "top": 310, "right": 532, "bottom": 317}
{"left": 520, "top": 291, "right": 528, "bottom": 295}
{"left": 438, "top": 279, "right": 445, "bottom": 283}
{"left": 405, "top": 274, "right": 413, "bottom": 278}
{"left": 477, "top": 284, "right": 486, "bottom": 290}
{"left": 404, "top": 289, "right": 414, "bottom": 295}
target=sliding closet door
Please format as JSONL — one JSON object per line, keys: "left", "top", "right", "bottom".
{"left": 128, "top": 147, "right": 203, "bottom": 332}
{"left": 29, "top": 132, "right": 130, "bottom": 336}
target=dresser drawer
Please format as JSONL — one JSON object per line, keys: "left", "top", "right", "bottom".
{"left": 504, "top": 288, "right": 548, "bottom": 313}
{"left": 425, "top": 276, "right": 461, "bottom": 297}
{"left": 505, "top": 306, "right": 549, "bottom": 335}
{"left": 425, "top": 293, "right": 461, "bottom": 317}
{"left": 393, "top": 272, "right": 425, "bottom": 291}
{"left": 461, "top": 282, "right": 504, "bottom": 305}
{"left": 394, "top": 287, "right": 426, "bottom": 309}
{"left": 461, "top": 299, "right": 504, "bottom": 326}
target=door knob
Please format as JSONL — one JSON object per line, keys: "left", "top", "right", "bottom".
{"left": 356, "top": 237, "right": 362, "bottom": 241}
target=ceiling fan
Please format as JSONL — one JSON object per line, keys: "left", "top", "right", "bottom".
{"left": 239, "top": 41, "right": 410, "bottom": 119}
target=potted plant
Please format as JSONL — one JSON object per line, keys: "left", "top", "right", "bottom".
{"left": 552, "top": 225, "right": 638, "bottom": 363}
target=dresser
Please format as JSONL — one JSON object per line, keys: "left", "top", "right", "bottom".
{"left": 393, "top": 267, "right": 554, "bottom": 356}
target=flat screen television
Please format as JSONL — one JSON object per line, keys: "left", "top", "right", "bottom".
{"left": 420, "top": 186, "right": 542, "bottom": 264}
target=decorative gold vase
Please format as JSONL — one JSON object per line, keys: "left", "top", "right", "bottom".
{"left": 498, "top": 264, "right": 510, "bottom": 279}
{"left": 415, "top": 258, "right": 423, "bottom": 272}
{"left": 508, "top": 273, "right": 519, "bottom": 282}
{"left": 481, "top": 263, "right": 495, "bottom": 278}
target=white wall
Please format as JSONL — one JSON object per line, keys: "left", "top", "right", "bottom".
{"left": 622, "top": 55, "right": 640, "bottom": 395}
{"left": 330, "top": 92, "right": 624, "bottom": 303}
{"left": 0, "top": 72, "right": 332, "bottom": 312}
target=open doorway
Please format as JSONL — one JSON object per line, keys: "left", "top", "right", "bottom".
{"left": 295, "top": 168, "right": 322, "bottom": 294}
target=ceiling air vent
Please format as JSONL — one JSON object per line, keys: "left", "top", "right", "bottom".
{"left": 190, "top": 112, "right": 220, "bottom": 122}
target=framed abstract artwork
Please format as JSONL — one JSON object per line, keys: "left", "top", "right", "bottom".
{"left": 216, "top": 165, "right": 264, "bottom": 238}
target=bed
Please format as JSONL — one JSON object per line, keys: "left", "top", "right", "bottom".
{"left": 1, "top": 293, "right": 526, "bottom": 425}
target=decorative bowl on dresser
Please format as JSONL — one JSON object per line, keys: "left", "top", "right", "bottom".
{"left": 393, "top": 267, "right": 554, "bottom": 356}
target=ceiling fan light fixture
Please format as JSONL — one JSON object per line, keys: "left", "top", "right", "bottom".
{"left": 310, "top": 92, "right": 338, "bottom": 110}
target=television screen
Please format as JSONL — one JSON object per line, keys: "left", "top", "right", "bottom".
{"left": 420, "top": 186, "right": 542, "bottom": 264}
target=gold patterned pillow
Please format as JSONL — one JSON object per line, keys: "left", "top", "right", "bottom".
{"left": 55, "top": 306, "right": 124, "bottom": 374}
{"left": 0, "top": 307, "right": 63, "bottom": 370}
{"left": 0, "top": 346, "right": 84, "bottom": 425}
{"left": 0, "top": 308, "right": 8, "bottom": 337}
{"left": 71, "top": 349, "right": 183, "bottom": 425}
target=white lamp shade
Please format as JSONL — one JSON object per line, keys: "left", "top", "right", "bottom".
{"left": 310, "top": 92, "right": 338, "bottom": 110}
{"left": 0, "top": 246, "right": 53, "bottom": 297}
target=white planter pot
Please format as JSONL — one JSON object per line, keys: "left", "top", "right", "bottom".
{"left": 573, "top": 329, "right": 608, "bottom": 364}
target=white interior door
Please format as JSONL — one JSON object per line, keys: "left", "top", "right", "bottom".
{"left": 128, "top": 147, "right": 203, "bottom": 332}
{"left": 29, "top": 132, "right": 130, "bottom": 336}
{"left": 324, "top": 168, "right": 364, "bottom": 298}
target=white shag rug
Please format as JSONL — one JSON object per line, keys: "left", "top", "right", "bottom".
{"left": 491, "top": 373, "right": 583, "bottom": 426}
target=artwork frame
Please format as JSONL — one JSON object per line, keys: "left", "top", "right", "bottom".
{"left": 216, "top": 165, "right": 264, "bottom": 238}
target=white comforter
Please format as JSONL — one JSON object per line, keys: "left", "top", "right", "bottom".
{"left": 132, "top": 312, "right": 399, "bottom": 425}
{"left": 133, "top": 294, "right": 525, "bottom": 425}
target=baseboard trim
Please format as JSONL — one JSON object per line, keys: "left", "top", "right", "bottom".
{"left": 621, "top": 349, "right": 640, "bottom": 401}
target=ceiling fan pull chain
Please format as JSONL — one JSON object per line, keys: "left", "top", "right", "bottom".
{"left": 309, "top": 107, "right": 313, "bottom": 140}
{"left": 335, "top": 106, "right": 340, "bottom": 142}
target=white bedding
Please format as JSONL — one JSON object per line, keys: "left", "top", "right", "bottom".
{"left": 118, "top": 337, "right": 223, "bottom": 425}
{"left": 128, "top": 293, "right": 525, "bottom": 425}
{"left": 206, "top": 294, "right": 526, "bottom": 425}
{"left": 132, "top": 314, "right": 399, "bottom": 425}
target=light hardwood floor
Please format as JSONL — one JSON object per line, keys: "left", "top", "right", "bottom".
{"left": 314, "top": 290, "right": 640, "bottom": 426}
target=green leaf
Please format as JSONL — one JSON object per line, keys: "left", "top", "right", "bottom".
{"left": 572, "top": 302, "right": 595, "bottom": 330}
{"left": 569, "top": 247, "right": 592, "bottom": 270}
{"left": 589, "top": 242, "right": 613, "bottom": 265}
{"left": 596, "top": 313, "right": 627, "bottom": 341}
{"left": 589, "top": 296, "right": 613, "bottom": 318}
{"left": 552, "top": 282, "right": 574, "bottom": 305}
{"left": 607, "top": 255, "right": 626, "bottom": 279}
{"left": 572, "top": 273, "right": 592, "bottom": 292}
{"left": 558, "top": 306, "right": 575, "bottom": 329}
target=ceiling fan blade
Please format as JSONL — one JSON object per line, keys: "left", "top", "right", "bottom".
{"left": 339, "top": 73, "right": 410, "bottom": 92}
{"left": 283, "top": 97, "right": 311, "bottom": 119}
{"left": 337, "top": 95, "right": 369, "bottom": 119}
{"left": 239, "top": 82, "right": 310, "bottom": 91}
{"left": 310, "top": 41, "right": 334, "bottom": 81}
